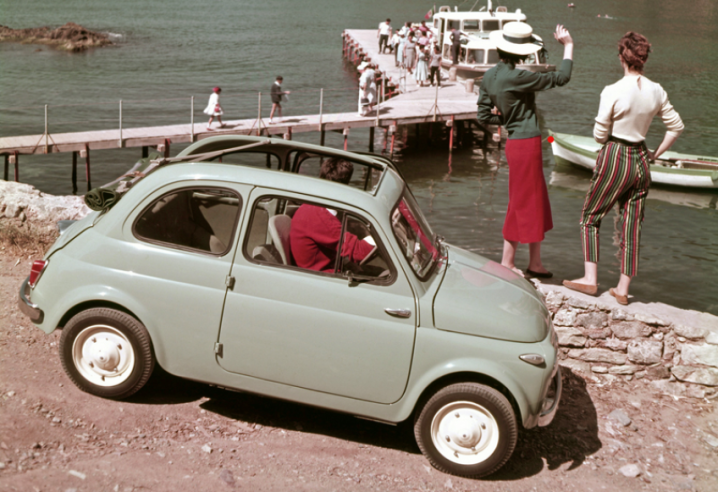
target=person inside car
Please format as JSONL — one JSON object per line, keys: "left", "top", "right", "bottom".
{"left": 290, "top": 158, "right": 375, "bottom": 272}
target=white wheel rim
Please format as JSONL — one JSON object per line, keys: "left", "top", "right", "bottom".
{"left": 430, "top": 400, "right": 500, "bottom": 465}
{"left": 72, "top": 325, "right": 135, "bottom": 387}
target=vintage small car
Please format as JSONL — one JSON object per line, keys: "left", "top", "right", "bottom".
{"left": 18, "top": 135, "right": 560, "bottom": 478}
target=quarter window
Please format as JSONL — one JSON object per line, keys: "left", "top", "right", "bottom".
{"left": 134, "top": 188, "right": 241, "bottom": 255}
{"left": 391, "top": 193, "right": 438, "bottom": 279}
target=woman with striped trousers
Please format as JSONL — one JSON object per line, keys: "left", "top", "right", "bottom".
{"left": 564, "top": 32, "right": 684, "bottom": 304}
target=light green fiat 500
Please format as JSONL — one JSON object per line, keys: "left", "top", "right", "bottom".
{"left": 19, "top": 136, "right": 560, "bottom": 478}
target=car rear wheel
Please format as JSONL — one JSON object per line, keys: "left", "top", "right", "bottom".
{"left": 60, "top": 308, "right": 154, "bottom": 399}
{"left": 414, "top": 383, "right": 517, "bottom": 478}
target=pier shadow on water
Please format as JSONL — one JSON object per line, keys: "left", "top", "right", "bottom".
{"left": 131, "top": 365, "right": 600, "bottom": 480}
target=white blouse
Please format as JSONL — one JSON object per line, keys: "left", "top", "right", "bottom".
{"left": 594, "top": 75, "right": 684, "bottom": 144}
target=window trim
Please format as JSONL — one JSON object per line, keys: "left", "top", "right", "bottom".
{"left": 132, "top": 186, "right": 242, "bottom": 257}
{"left": 206, "top": 150, "right": 283, "bottom": 170}
{"left": 390, "top": 191, "right": 439, "bottom": 283}
{"left": 242, "top": 194, "right": 398, "bottom": 286}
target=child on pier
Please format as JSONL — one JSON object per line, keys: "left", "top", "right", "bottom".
{"left": 203, "top": 87, "right": 225, "bottom": 130}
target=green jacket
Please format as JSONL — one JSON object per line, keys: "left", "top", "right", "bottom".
{"left": 477, "top": 59, "right": 573, "bottom": 140}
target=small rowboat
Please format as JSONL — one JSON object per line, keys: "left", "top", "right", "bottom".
{"left": 548, "top": 131, "right": 718, "bottom": 189}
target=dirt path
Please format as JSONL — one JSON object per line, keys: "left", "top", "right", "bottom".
{"left": 1, "top": 252, "right": 716, "bottom": 492}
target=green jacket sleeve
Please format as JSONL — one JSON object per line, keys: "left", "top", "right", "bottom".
{"left": 512, "top": 59, "right": 573, "bottom": 93}
{"left": 477, "top": 87, "right": 502, "bottom": 125}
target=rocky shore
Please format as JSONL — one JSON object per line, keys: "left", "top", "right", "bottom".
{"left": 0, "top": 23, "right": 112, "bottom": 52}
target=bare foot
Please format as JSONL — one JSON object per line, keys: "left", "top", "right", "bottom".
{"left": 502, "top": 264, "right": 525, "bottom": 277}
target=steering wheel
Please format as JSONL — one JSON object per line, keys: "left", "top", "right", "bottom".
{"left": 360, "top": 246, "right": 378, "bottom": 266}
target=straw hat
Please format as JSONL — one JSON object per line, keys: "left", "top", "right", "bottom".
{"left": 489, "top": 22, "right": 542, "bottom": 56}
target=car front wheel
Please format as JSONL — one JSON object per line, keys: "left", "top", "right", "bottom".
{"left": 414, "top": 383, "right": 517, "bottom": 478}
{"left": 60, "top": 308, "right": 154, "bottom": 399}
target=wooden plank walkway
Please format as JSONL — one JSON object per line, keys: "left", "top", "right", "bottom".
{"left": 0, "top": 30, "right": 482, "bottom": 157}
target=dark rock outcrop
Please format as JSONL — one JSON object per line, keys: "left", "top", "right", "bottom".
{"left": 0, "top": 22, "right": 112, "bottom": 52}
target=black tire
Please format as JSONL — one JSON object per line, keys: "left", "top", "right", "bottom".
{"left": 414, "top": 383, "right": 517, "bottom": 478}
{"left": 59, "top": 308, "right": 155, "bottom": 399}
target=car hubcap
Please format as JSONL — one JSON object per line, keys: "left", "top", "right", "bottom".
{"left": 72, "top": 325, "right": 135, "bottom": 387}
{"left": 430, "top": 401, "right": 499, "bottom": 465}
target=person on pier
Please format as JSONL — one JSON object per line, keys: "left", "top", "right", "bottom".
{"left": 377, "top": 19, "right": 392, "bottom": 54}
{"left": 203, "top": 87, "right": 225, "bottom": 130}
{"left": 477, "top": 23, "right": 574, "bottom": 278}
{"left": 403, "top": 32, "right": 417, "bottom": 74}
{"left": 357, "top": 61, "right": 377, "bottom": 116}
{"left": 563, "top": 32, "right": 684, "bottom": 305}
{"left": 269, "top": 76, "right": 291, "bottom": 124}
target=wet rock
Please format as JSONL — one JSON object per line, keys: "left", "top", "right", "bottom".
{"left": 219, "top": 469, "right": 235, "bottom": 486}
{"left": 680, "top": 343, "right": 718, "bottom": 368}
{"left": 609, "top": 365, "right": 637, "bottom": 375}
{"left": 651, "top": 380, "right": 706, "bottom": 399}
{"left": 671, "top": 366, "right": 718, "bottom": 386}
{"left": 559, "top": 358, "right": 590, "bottom": 373}
{"left": 618, "top": 463, "right": 641, "bottom": 478}
{"left": 600, "top": 337, "right": 629, "bottom": 351}
{"left": 608, "top": 409, "right": 632, "bottom": 426}
{"left": 576, "top": 312, "right": 609, "bottom": 330}
{"left": 553, "top": 308, "right": 577, "bottom": 327}
{"left": 568, "top": 348, "right": 627, "bottom": 365}
{"left": 567, "top": 296, "right": 594, "bottom": 310}
{"left": 585, "top": 327, "right": 612, "bottom": 339}
{"left": 633, "top": 313, "right": 668, "bottom": 326}
{"left": 673, "top": 324, "right": 707, "bottom": 340}
{"left": 555, "top": 327, "right": 587, "bottom": 347}
{"left": 611, "top": 321, "right": 652, "bottom": 339}
{"left": 611, "top": 308, "right": 631, "bottom": 321}
{"left": 544, "top": 291, "right": 564, "bottom": 310}
{"left": 627, "top": 339, "right": 663, "bottom": 364}
{"left": 645, "top": 365, "right": 670, "bottom": 380}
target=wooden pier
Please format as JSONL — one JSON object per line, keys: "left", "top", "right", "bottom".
{"left": 1, "top": 30, "right": 491, "bottom": 190}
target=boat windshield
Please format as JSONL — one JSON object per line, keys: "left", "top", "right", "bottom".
{"left": 391, "top": 191, "right": 437, "bottom": 279}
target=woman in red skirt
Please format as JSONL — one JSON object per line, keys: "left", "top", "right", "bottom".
{"left": 478, "top": 22, "right": 574, "bottom": 278}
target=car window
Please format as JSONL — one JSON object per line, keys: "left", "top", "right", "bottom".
{"left": 207, "top": 151, "right": 281, "bottom": 170}
{"left": 290, "top": 152, "right": 383, "bottom": 193}
{"left": 391, "top": 193, "right": 438, "bottom": 279}
{"left": 245, "top": 196, "right": 393, "bottom": 283}
{"left": 134, "top": 188, "right": 241, "bottom": 255}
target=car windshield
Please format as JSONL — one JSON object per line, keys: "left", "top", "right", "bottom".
{"left": 391, "top": 192, "right": 437, "bottom": 279}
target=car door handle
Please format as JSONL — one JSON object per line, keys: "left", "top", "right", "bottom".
{"left": 385, "top": 308, "right": 411, "bottom": 318}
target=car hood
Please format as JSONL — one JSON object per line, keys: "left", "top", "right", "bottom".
{"left": 433, "top": 245, "right": 549, "bottom": 343}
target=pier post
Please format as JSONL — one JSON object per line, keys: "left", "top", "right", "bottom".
{"left": 382, "top": 128, "right": 388, "bottom": 153}
{"left": 142, "top": 146, "right": 148, "bottom": 158}
{"left": 320, "top": 128, "right": 325, "bottom": 147}
{"left": 284, "top": 127, "right": 292, "bottom": 140}
{"left": 118, "top": 100, "right": 123, "bottom": 148}
{"left": 343, "top": 128, "right": 349, "bottom": 151}
{"left": 11, "top": 152, "right": 19, "bottom": 182}
{"left": 44, "top": 105, "right": 49, "bottom": 154}
{"left": 71, "top": 151, "right": 78, "bottom": 195}
{"left": 389, "top": 124, "right": 396, "bottom": 158}
{"left": 369, "top": 127, "right": 374, "bottom": 152}
{"left": 448, "top": 116, "right": 455, "bottom": 153}
{"left": 82, "top": 145, "right": 91, "bottom": 191}
{"left": 3, "top": 154, "right": 7, "bottom": 181}
{"left": 257, "top": 92, "right": 263, "bottom": 136}
{"left": 318, "top": 88, "right": 323, "bottom": 131}
{"left": 190, "top": 96, "right": 195, "bottom": 142}
{"left": 164, "top": 138, "right": 170, "bottom": 158}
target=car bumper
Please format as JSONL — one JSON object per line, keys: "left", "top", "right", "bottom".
{"left": 18, "top": 276, "right": 44, "bottom": 323}
{"left": 538, "top": 365, "right": 562, "bottom": 427}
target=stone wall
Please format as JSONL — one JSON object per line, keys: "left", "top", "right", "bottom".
{"left": 537, "top": 283, "right": 718, "bottom": 399}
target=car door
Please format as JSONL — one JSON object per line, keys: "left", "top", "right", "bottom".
{"left": 118, "top": 182, "right": 250, "bottom": 377}
{"left": 217, "top": 189, "right": 417, "bottom": 404}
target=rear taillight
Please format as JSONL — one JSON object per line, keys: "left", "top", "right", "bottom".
{"left": 28, "top": 260, "right": 47, "bottom": 288}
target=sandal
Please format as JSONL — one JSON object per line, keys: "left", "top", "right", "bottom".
{"left": 609, "top": 288, "right": 629, "bottom": 305}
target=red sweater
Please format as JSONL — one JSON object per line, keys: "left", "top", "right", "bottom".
{"left": 290, "top": 204, "right": 374, "bottom": 272}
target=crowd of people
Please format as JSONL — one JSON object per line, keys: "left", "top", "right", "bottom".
{"left": 377, "top": 19, "right": 442, "bottom": 87}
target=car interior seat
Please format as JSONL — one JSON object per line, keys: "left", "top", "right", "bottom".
{"left": 268, "top": 215, "right": 292, "bottom": 265}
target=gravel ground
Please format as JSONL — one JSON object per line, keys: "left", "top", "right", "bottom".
{"left": 1, "top": 252, "right": 717, "bottom": 492}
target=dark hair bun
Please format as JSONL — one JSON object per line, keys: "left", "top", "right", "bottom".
{"left": 618, "top": 32, "right": 651, "bottom": 73}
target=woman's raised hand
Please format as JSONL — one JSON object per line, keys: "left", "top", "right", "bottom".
{"left": 554, "top": 25, "right": 573, "bottom": 46}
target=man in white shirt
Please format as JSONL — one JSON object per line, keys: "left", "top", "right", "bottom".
{"left": 377, "top": 19, "right": 392, "bottom": 54}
